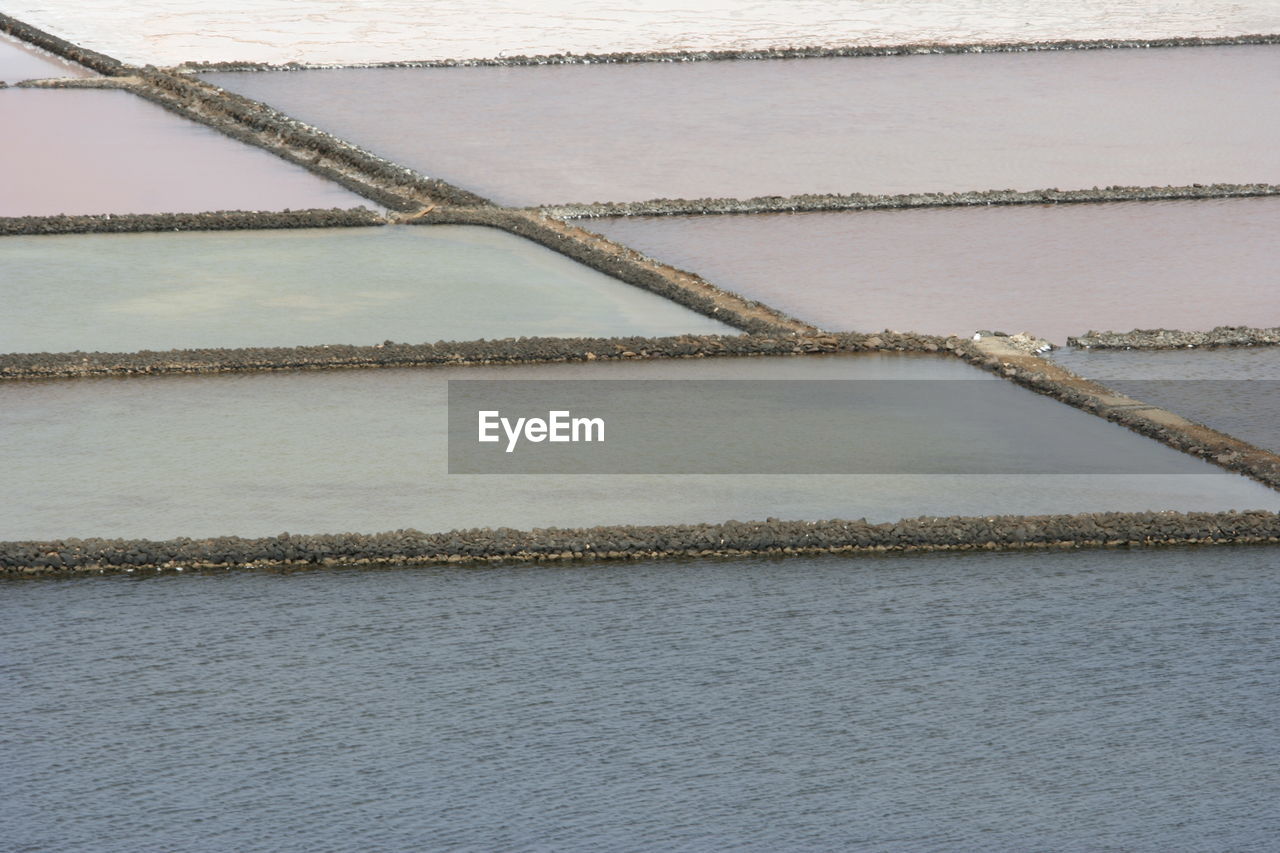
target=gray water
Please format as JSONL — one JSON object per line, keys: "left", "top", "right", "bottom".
{"left": 3, "top": 355, "right": 1277, "bottom": 542}
{"left": 0, "top": 226, "right": 731, "bottom": 354}
{"left": 4, "top": 546, "right": 1278, "bottom": 851}
{"left": 0, "top": 31, "right": 93, "bottom": 82}
{"left": 204, "top": 46, "right": 1280, "bottom": 206}
{"left": 591, "top": 198, "right": 1280, "bottom": 343}
{"left": 0, "top": 89, "right": 371, "bottom": 217}
{"left": 1051, "top": 347, "right": 1280, "bottom": 453}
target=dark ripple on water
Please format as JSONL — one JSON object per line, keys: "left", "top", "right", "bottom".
{"left": 3, "top": 547, "right": 1279, "bottom": 851}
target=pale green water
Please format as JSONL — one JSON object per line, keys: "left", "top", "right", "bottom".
{"left": 0, "top": 225, "right": 733, "bottom": 353}
{"left": 2, "top": 354, "right": 1275, "bottom": 542}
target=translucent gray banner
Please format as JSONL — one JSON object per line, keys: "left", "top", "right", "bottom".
{"left": 447, "top": 379, "right": 1269, "bottom": 474}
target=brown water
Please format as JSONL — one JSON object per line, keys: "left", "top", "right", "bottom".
{"left": 2, "top": 355, "right": 1276, "bottom": 542}
{"left": 591, "top": 198, "right": 1280, "bottom": 343}
{"left": 0, "top": 226, "right": 732, "bottom": 353}
{"left": 204, "top": 46, "right": 1280, "bottom": 206}
{"left": 0, "top": 89, "right": 372, "bottom": 217}
{"left": 0, "top": 32, "right": 94, "bottom": 82}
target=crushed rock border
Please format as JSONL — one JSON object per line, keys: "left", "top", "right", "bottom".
{"left": 0, "top": 208, "right": 385, "bottom": 236}
{"left": 416, "top": 208, "right": 814, "bottom": 334}
{"left": 177, "top": 34, "right": 1280, "bottom": 73}
{"left": 539, "top": 184, "right": 1280, "bottom": 219}
{"left": 955, "top": 335, "right": 1280, "bottom": 490}
{"left": 1069, "top": 326, "right": 1280, "bottom": 349}
{"left": 0, "top": 11, "right": 124, "bottom": 75}
{"left": 125, "top": 69, "right": 487, "bottom": 211}
{"left": 0, "top": 331, "right": 947, "bottom": 380}
{"left": 4, "top": 511, "right": 1277, "bottom": 576}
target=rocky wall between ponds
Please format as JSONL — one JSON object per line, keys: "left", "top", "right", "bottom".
{"left": 958, "top": 335, "right": 1280, "bottom": 491}
{"left": 4, "top": 511, "right": 1277, "bottom": 576}
{"left": 178, "top": 34, "right": 1280, "bottom": 72}
{"left": 1069, "top": 326, "right": 1280, "bottom": 349}
{"left": 416, "top": 209, "right": 815, "bottom": 334}
{"left": 539, "top": 184, "right": 1280, "bottom": 219}
{"left": 0, "top": 332, "right": 951, "bottom": 379}
{"left": 0, "top": 208, "right": 385, "bottom": 236}
{"left": 0, "top": 11, "right": 123, "bottom": 75}
{"left": 128, "top": 70, "right": 487, "bottom": 211}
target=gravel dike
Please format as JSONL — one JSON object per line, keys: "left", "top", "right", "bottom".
{"left": 0, "top": 331, "right": 951, "bottom": 379}
{"left": 0, "top": 208, "right": 384, "bottom": 236}
{"left": 4, "top": 511, "right": 1277, "bottom": 576}
{"left": 178, "top": 34, "right": 1280, "bottom": 72}
{"left": 1069, "top": 326, "right": 1280, "bottom": 349}
{"left": 539, "top": 184, "right": 1280, "bottom": 219}
{"left": 0, "top": 11, "right": 122, "bottom": 75}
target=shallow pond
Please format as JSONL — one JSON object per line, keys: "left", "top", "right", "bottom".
{"left": 0, "top": 225, "right": 733, "bottom": 353}
{"left": 0, "top": 89, "right": 372, "bottom": 216}
{"left": 591, "top": 198, "right": 1280, "bottom": 343}
{"left": 205, "top": 47, "right": 1280, "bottom": 205}
{"left": 2, "top": 354, "right": 1276, "bottom": 541}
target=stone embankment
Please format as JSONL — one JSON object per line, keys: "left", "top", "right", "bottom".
{"left": 0, "top": 331, "right": 952, "bottom": 380}
{"left": 0, "top": 208, "right": 384, "bottom": 236}
{"left": 177, "top": 34, "right": 1280, "bottom": 72}
{"left": 0, "top": 11, "right": 124, "bottom": 74}
{"left": 1069, "top": 326, "right": 1280, "bottom": 349}
{"left": 4, "top": 511, "right": 1277, "bottom": 576}
{"left": 539, "top": 183, "right": 1280, "bottom": 219}
{"left": 958, "top": 335, "right": 1280, "bottom": 490}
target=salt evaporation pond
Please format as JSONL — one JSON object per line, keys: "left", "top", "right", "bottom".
{"left": 6, "top": 0, "right": 1278, "bottom": 65}
{"left": 5, "top": 546, "right": 1278, "bottom": 851}
{"left": 0, "top": 31, "right": 93, "bottom": 81}
{"left": 0, "top": 89, "right": 370, "bottom": 217}
{"left": 0, "top": 225, "right": 732, "bottom": 353}
{"left": 2, "top": 355, "right": 1276, "bottom": 542}
{"left": 204, "top": 46, "right": 1280, "bottom": 205}
{"left": 1052, "top": 347, "right": 1280, "bottom": 454}
{"left": 591, "top": 198, "right": 1280, "bottom": 343}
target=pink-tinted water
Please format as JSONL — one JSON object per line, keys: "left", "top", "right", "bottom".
{"left": 0, "top": 89, "right": 371, "bottom": 216}
{"left": 591, "top": 197, "right": 1280, "bottom": 342}
{"left": 0, "top": 32, "right": 93, "bottom": 82}
{"left": 205, "top": 46, "right": 1280, "bottom": 205}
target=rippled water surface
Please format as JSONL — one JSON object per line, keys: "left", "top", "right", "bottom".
{"left": 0, "top": 89, "right": 370, "bottom": 217}
{"left": 0, "top": 31, "right": 93, "bottom": 81}
{"left": 0, "top": 226, "right": 731, "bottom": 354}
{"left": 205, "top": 47, "right": 1280, "bottom": 205}
{"left": 1051, "top": 347, "right": 1280, "bottom": 453}
{"left": 2, "top": 355, "right": 1276, "bottom": 541}
{"left": 593, "top": 198, "right": 1280, "bottom": 342}
{"left": 5, "top": 547, "right": 1279, "bottom": 851}
{"left": 7, "top": 0, "right": 1279, "bottom": 64}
